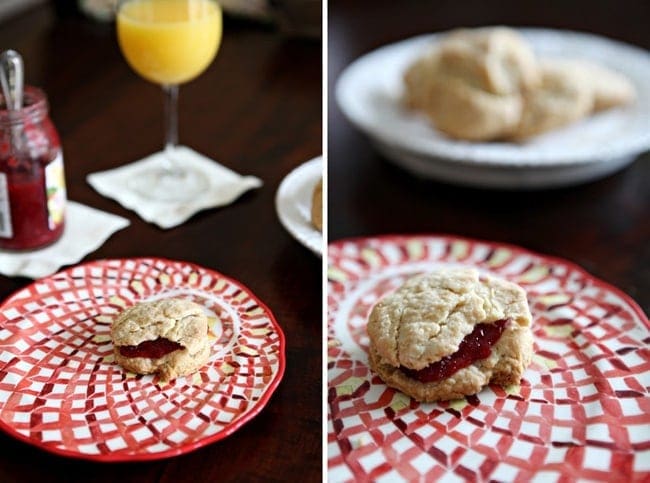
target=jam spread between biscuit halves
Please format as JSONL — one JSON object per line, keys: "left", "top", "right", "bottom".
{"left": 119, "top": 338, "right": 183, "bottom": 359}
{"left": 401, "top": 319, "right": 508, "bottom": 383}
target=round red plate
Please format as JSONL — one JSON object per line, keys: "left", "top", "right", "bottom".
{"left": 328, "top": 235, "right": 649, "bottom": 482}
{"left": 0, "top": 258, "right": 285, "bottom": 461}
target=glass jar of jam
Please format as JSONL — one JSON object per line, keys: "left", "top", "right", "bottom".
{"left": 0, "top": 86, "right": 66, "bottom": 250}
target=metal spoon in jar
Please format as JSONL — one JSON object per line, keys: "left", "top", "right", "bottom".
{"left": 0, "top": 49, "right": 24, "bottom": 110}
{"left": 0, "top": 50, "right": 25, "bottom": 153}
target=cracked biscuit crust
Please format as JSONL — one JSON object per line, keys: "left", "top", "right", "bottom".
{"left": 111, "top": 298, "right": 210, "bottom": 381}
{"left": 367, "top": 268, "right": 533, "bottom": 401}
{"left": 435, "top": 27, "right": 539, "bottom": 96}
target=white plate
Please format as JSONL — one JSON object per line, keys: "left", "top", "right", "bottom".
{"left": 336, "top": 28, "right": 650, "bottom": 188}
{"left": 275, "top": 157, "right": 323, "bottom": 256}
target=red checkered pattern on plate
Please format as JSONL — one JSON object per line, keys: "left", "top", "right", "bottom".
{"left": 327, "top": 235, "right": 650, "bottom": 482}
{"left": 0, "top": 258, "right": 284, "bottom": 461}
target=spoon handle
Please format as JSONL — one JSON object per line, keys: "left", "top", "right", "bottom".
{"left": 0, "top": 60, "right": 10, "bottom": 108}
{"left": 0, "top": 50, "right": 24, "bottom": 110}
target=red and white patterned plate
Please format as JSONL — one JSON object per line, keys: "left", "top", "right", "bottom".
{"left": 0, "top": 258, "right": 285, "bottom": 461}
{"left": 327, "top": 235, "right": 650, "bottom": 482}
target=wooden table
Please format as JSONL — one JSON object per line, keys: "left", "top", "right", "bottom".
{"left": 329, "top": 0, "right": 649, "bottom": 315}
{"left": 0, "top": 5, "right": 322, "bottom": 482}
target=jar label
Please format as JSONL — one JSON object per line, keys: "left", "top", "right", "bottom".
{"left": 45, "top": 152, "right": 66, "bottom": 231}
{"left": 0, "top": 172, "right": 13, "bottom": 238}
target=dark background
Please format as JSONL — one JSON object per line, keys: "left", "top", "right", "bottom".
{"left": 0, "top": 2, "right": 322, "bottom": 482}
{"left": 328, "top": 0, "right": 649, "bottom": 315}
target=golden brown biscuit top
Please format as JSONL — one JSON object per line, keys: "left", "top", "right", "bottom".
{"left": 403, "top": 26, "right": 636, "bottom": 142}
{"left": 367, "top": 268, "right": 532, "bottom": 371}
{"left": 435, "top": 26, "right": 540, "bottom": 95}
{"left": 111, "top": 298, "right": 208, "bottom": 354}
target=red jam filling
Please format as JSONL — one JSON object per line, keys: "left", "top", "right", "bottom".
{"left": 119, "top": 338, "right": 183, "bottom": 359}
{"left": 401, "top": 319, "right": 508, "bottom": 383}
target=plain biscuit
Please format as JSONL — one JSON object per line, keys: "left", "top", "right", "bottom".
{"left": 403, "top": 26, "right": 636, "bottom": 141}
{"left": 436, "top": 27, "right": 539, "bottom": 95}
{"left": 540, "top": 58, "right": 635, "bottom": 112}
{"left": 423, "top": 74, "right": 523, "bottom": 141}
{"left": 403, "top": 27, "right": 537, "bottom": 141}
{"left": 510, "top": 59, "right": 595, "bottom": 140}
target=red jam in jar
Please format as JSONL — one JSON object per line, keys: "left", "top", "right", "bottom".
{"left": 0, "top": 86, "right": 66, "bottom": 250}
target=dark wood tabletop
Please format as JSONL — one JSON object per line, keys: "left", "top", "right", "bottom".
{"left": 329, "top": 0, "right": 649, "bottom": 316}
{"left": 0, "top": 4, "right": 322, "bottom": 482}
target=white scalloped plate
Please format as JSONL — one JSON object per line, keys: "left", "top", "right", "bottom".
{"left": 275, "top": 157, "right": 323, "bottom": 256}
{"left": 336, "top": 29, "right": 650, "bottom": 188}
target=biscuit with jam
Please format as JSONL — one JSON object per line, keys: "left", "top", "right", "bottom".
{"left": 111, "top": 298, "right": 211, "bottom": 382}
{"left": 367, "top": 268, "right": 533, "bottom": 402}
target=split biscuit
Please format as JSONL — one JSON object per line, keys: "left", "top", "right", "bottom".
{"left": 367, "top": 268, "right": 533, "bottom": 402}
{"left": 111, "top": 298, "right": 211, "bottom": 382}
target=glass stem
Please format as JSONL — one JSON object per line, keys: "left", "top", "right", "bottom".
{"left": 163, "top": 84, "right": 179, "bottom": 175}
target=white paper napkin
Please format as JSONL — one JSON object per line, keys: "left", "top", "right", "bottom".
{"left": 86, "top": 146, "right": 263, "bottom": 229}
{"left": 0, "top": 201, "right": 130, "bottom": 279}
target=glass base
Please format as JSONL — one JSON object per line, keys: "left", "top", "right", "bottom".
{"left": 127, "top": 166, "right": 208, "bottom": 201}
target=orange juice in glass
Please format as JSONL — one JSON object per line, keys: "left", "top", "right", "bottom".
{"left": 116, "top": 0, "right": 222, "bottom": 200}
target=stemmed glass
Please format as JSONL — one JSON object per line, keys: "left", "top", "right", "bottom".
{"left": 116, "top": 0, "right": 222, "bottom": 200}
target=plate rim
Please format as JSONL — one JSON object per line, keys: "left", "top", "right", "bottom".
{"left": 0, "top": 256, "right": 287, "bottom": 462}
{"left": 275, "top": 156, "right": 323, "bottom": 257}
{"left": 328, "top": 233, "right": 648, "bottom": 332}
{"left": 335, "top": 27, "right": 650, "bottom": 168}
